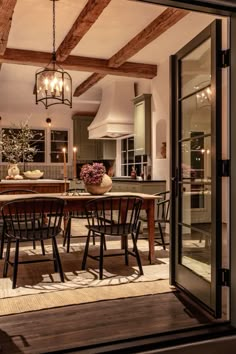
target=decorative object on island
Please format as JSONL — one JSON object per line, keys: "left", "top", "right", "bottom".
{"left": 80, "top": 162, "right": 112, "bottom": 195}
{"left": 7, "top": 164, "right": 22, "bottom": 180}
{"left": 131, "top": 166, "right": 137, "bottom": 179}
{"left": 23, "top": 170, "right": 44, "bottom": 179}
{"left": 161, "top": 142, "right": 166, "bottom": 159}
{"left": 35, "top": 0, "right": 72, "bottom": 109}
{"left": 0, "top": 120, "right": 43, "bottom": 178}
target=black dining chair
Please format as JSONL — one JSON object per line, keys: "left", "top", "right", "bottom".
{"left": 1, "top": 196, "right": 65, "bottom": 289}
{"left": 82, "top": 195, "right": 144, "bottom": 280}
{"left": 137, "top": 191, "right": 170, "bottom": 250}
{"left": 154, "top": 191, "right": 170, "bottom": 250}
{"left": 0, "top": 189, "right": 44, "bottom": 259}
{"left": 63, "top": 188, "right": 106, "bottom": 253}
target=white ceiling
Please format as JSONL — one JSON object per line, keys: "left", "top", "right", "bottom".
{"left": 0, "top": 0, "right": 225, "bottom": 120}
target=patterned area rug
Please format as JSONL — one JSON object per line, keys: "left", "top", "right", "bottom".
{"left": 0, "top": 238, "right": 171, "bottom": 316}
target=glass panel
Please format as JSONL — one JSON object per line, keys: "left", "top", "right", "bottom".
{"left": 181, "top": 181, "right": 212, "bottom": 280}
{"left": 51, "top": 152, "right": 68, "bottom": 163}
{"left": 181, "top": 38, "right": 211, "bottom": 98}
{"left": 181, "top": 88, "right": 211, "bottom": 140}
{"left": 128, "top": 151, "right": 134, "bottom": 164}
{"left": 181, "top": 224, "right": 211, "bottom": 281}
{"left": 121, "top": 151, "right": 127, "bottom": 164}
{"left": 33, "top": 152, "right": 45, "bottom": 162}
{"left": 182, "top": 136, "right": 211, "bottom": 182}
{"left": 121, "top": 139, "right": 127, "bottom": 151}
{"left": 51, "top": 130, "right": 68, "bottom": 141}
{"left": 128, "top": 137, "right": 134, "bottom": 150}
{"left": 51, "top": 142, "right": 68, "bottom": 152}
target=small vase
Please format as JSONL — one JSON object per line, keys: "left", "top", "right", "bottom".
{"left": 160, "top": 142, "right": 166, "bottom": 159}
{"left": 8, "top": 163, "right": 20, "bottom": 178}
{"left": 85, "top": 174, "right": 112, "bottom": 195}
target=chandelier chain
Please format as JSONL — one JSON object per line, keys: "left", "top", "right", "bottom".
{"left": 52, "top": 0, "right": 56, "bottom": 56}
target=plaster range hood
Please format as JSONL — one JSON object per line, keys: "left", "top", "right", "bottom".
{"left": 88, "top": 81, "right": 135, "bottom": 139}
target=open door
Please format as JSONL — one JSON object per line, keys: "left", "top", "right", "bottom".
{"left": 170, "top": 20, "right": 223, "bottom": 317}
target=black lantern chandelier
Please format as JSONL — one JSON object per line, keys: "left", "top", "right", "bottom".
{"left": 35, "top": 0, "right": 72, "bottom": 109}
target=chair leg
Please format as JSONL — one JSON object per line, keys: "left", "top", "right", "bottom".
{"left": 82, "top": 230, "right": 91, "bottom": 270}
{"left": 0, "top": 225, "right": 5, "bottom": 259}
{"left": 99, "top": 234, "right": 104, "bottom": 280}
{"left": 52, "top": 237, "right": 64, "bottom": 283}
{"left": 124, "top": 236, "right": 129, "bottom": 265}
{"left": 41, "top": 240, "right": 45, "bottom": 255}
{"left": 12, "top": 240, "right": 20, "bottom": 289}
{"left": 133, "top": 221, "right": 141, "bottom": 252}
{"left": 131, "top": 232, "right": 143, "bottom": 276}
{"left": 158, "top": 222, "right": 166, "bottom": 250}
{"left": 66, "top": 218, "right": 72, "bottom": 253}
{"left": 32, "top": 240, "right": 36, "bottom": 249}
{"left": 52, "top": 242, "right": 58, "bottom": 272}
{"left": 3, "top": 239, "right": 11, "bottom": 277}
{"left": 63, "top": 217, "right": 71, "bottom": 253}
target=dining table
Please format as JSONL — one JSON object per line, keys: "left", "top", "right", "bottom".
{"left": 0, "top": 191, "right": 160, "bottom": 264}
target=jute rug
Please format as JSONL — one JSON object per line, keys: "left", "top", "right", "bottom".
{"left": 0, "top": 224, "right": 171, "bottom": 316}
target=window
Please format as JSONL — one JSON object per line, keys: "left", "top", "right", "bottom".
{"left": 121, "top": 137, "right": 148, "bottom": 177}
{"left": 1, "top": 128, "right": 45, "bottom": 163}
{"left": 51, "top": 130, "right": 68, "bottom": 163}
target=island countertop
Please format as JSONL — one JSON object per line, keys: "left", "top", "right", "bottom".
{"left": 0, "top": 179, "right": 67, "bottom": 184}
{"left": 0, "top": 179, "right": 69, "bottom": 193}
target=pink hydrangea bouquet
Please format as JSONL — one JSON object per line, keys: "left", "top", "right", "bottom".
{"left": 80, "top": 162, "right": 106, "bottom": 185}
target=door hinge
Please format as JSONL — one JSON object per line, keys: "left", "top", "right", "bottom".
{"left": 219, "top": 159, "right": 230, "bottom": 177}
{"left": 219, "top": 268, "right": 230, "bottom": 287}
{"left": 220, "top": 49, "right": 230, "bottom": 68}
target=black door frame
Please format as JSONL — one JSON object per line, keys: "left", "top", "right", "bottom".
{"left": 137, "top": 0, "right": 236, "bottom": 329}
{"left": 171, "top": 20, "right": 222, "bottom": 317}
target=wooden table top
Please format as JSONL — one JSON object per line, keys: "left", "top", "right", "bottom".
{"left": 0, "top": 191, "right": 161, "bottom": 203}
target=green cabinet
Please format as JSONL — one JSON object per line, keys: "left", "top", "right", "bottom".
{"left": 73, "top": 116, "right": 97, "bottom": 160}
{"left": 73, "top": 115, "right": 116, "bottom": 160}
{"left": 133, "top": 94, "right": 152, "bottom": 156}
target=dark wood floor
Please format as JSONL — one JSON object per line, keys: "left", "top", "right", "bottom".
{"left": 0, "top": 291, "right": 220, "bottom": 354}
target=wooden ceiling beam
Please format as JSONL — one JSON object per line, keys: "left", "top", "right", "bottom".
{"left": 108, "top": 8, "right": 189, "bottom": 68}
{"left": 73, "top": 8, "right": 189, "bottom": 97}
{"left": 74, "top": 73, "right": 106, "bottom": 97}
{"left": 0, "top": 0, "right": 18, "bottom": 70}
{"left": 56, "top": 0, "right": 111, "bottom": 62}
{"left": 0, "top": 48, "right": 157, "bottom": 78}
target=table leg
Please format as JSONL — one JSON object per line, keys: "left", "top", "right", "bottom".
{"left": 146, "top": 199, "right": 155, "bottom": 264}
{"left": 63, "top": 212, "right": 69, "bottom": 237}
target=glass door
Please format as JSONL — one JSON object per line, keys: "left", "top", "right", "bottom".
{"left": 171, "top": 20, "right": 223, "bottom": 317}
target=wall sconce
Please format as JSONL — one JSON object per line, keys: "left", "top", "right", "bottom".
{"left": 46, "top": 117, "right": 52, "bottom": 127}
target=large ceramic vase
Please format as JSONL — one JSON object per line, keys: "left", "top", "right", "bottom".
{"left": 85, "top": 174, "right": 112, "bottom": 195}
{"left": 7, "top": 163, "right": 20, "bottom": 178}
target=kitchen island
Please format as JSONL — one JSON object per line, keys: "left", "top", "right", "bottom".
{"left": 0, "top": 179, "right": 70, "bottom": 193}
{"left": 111, "top": 178, "right": 166, "bottom": 195}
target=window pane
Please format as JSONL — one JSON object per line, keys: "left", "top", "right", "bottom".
{"left": 51, "top": 130, "right": 68, "bottom": 141}
{"left": 1, "top": 127, "right": 45, "bottom": 163}
{"left": 128, "top": 137, "right": 134, "bottom": 150}
{"left": 51, "top": 130, "right": 68, "bottom": 163}
{"left": 51, "top": 152, "right": 68, "bottom": 163}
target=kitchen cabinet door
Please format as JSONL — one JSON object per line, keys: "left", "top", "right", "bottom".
{"left": 73, "top": 116, "right": 97, "bottom": 160}
{"left": 133, "top": 94, "right": 152, "bottom": 156}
